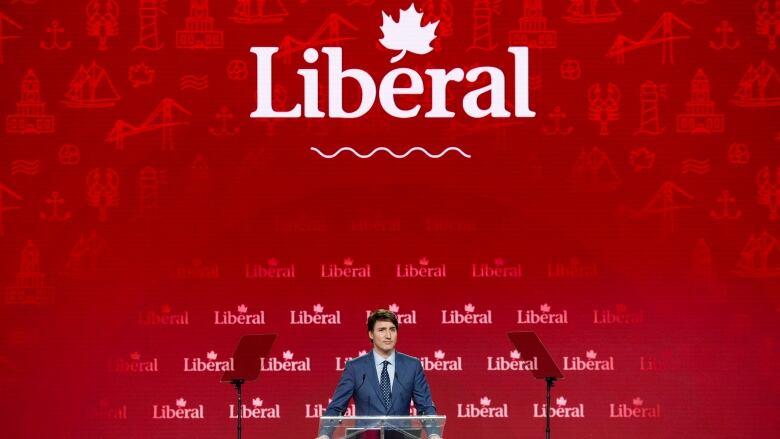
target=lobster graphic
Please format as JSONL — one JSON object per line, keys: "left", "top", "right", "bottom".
{"left": 588, "top": 83, "right": 620, "bottom": 135}
{"left": 757, "top": 166, "right": 780, "bottom": 220}
{"left": 87, "top": 168, "right": 119, "bottom": 221}
{"left": 86, "top": 0, "right": 119, "bottom": 51}
{"left": 756, "top": 0, "right": 780, "bottom": 49}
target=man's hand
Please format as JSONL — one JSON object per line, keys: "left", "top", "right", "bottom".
{"left": 429, "top": 435, "right": 442, "bottom": 439}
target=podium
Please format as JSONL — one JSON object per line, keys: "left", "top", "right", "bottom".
{"left": 318, "top": 415, "right": 446, "bottom": 439}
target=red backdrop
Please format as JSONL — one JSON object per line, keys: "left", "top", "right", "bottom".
{"left": 1, "top": 0, "right": 779, "bottom": 438}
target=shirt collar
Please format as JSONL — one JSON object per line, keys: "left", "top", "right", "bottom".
{"left": 373, "top": 350, "right": 395, "bottom": 366}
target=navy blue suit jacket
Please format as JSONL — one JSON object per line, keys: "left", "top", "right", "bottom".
{"left": 325, "top": 351, "right": 437, "bottom": 416}
{"left": 319, "top": 351, "right": 438, "bottom": 437}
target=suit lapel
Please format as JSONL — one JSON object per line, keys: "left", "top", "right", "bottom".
{"left": 390, "top": 351, "right": 401, "bottom": 413}
{"left": 390, "top": 354, "right": 404, "bottom": 414}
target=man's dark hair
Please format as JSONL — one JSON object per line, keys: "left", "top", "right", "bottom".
{"left": 367, "top": 309, "right": 398, "bottom": 332}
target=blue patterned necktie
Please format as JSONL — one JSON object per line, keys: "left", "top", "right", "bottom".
{"left": 380, "top": 360, "right": 392, "bottom": 410}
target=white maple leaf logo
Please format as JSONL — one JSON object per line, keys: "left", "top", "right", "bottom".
{"left": 379, "top": 3, "right": 439, "bottom": 63}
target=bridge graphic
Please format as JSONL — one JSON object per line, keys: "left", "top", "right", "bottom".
{"left": 278, "top": 14, "right": 358, "bottom": 63}
{"left": 607, "top": 13, "right": 692, "bottom": 65}
{"left": 0, "top": 12, "right": 22, "bottom": 64}
{"left": 106, "top": 98, "right": 191, "bottom": 151}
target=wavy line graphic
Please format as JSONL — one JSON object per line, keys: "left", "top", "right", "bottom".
{"left": 681, "top": 159, "right": 710, "bottom": 175}
{"left": 180, "top": 75, "right": 208, "bottom": 90}
{"left": 11, "top": 159, "right": 40, "bottom": 175}
{"left": 310, "top": 146, "right": 471, "bottom": 159}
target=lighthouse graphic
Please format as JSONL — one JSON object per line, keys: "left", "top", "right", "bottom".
{"left": 5, "top": 240, "right": 54, "bottom": 305}
{"left": 176, "top": 0, "right": 224, "bottom": 49}
{"left": 6, "top": 69, "right": 55, "bottom": 134}
{"left": 508, "top": 0, "right": 557, "bottom": 49}
{"left": 676, "top": 69, "right": 724, "bottom": 134}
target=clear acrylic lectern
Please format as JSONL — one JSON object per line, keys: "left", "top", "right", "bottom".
{"left": 318, "top": 415, "right": 446, "bottom": 439}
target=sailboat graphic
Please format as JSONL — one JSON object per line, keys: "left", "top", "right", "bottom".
{"left": 63, "top": 61, "right": 120, "bottom": 108}
{"left": 564, "top": 0, "right": 621, "bottom": 24}
{"left": 732, "top": 61, "right": 780, "bottom": 107}
{"left": 230, "top": 0, "right": 288, "bottom": 24}
{"left": 734, "top": 230, "right": 780, "bottom": 277}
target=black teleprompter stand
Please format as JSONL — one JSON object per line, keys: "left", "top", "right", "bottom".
{"left": 221, "top": 334, "right": 277, "bottom": 439}
{"left": 232, "top": 378, "right": 245, "bottom": 439}
{"left": 545, "top": 377, "right": 556, "bottom": 439}
{"left": 507, "top": 332, "right": 565, "bottom": 439}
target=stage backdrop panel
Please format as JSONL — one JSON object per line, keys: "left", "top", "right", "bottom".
{"left": 1, "top": 1, "right": 778, "bottom": 438}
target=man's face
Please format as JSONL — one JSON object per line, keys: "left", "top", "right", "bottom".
{"left": 369, "top": 320, "right": 397, "bottom": 355}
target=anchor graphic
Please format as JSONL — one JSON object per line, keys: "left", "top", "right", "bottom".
{"left": 40, "top": 191, "right": 72, "bottom": 221}
{"left": 40, "top": 20, "right": 71, "bottom": 50}
{"left": 542, "top": 106, "right": 574, "bottom": 135}
{"left": 208, "top": 106, "right": 239, "bottom": 136}
{"left": 710, "top": 190, "right": 741, "bottom": 220}
{"left": 709, "top": 20, "right": 740, "bottom": 50}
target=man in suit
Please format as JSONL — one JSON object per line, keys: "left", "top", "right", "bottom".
{"left": 316, "top": 309, "right": 442, "bottom": 439}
